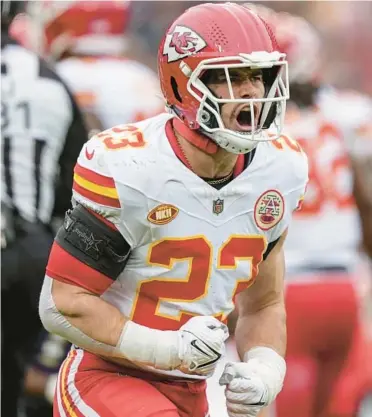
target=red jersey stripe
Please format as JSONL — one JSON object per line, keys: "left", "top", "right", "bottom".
{"left": 74, "top": 163, "right": 116, "bottom": 188}
{"left": 73, "top": 181, "right": 121, "bottom": 208}
{"left": 46, "top": 242, "right": 113, "bottom": 295}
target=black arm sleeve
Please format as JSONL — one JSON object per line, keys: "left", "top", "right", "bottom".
{"left": 55, "top": 204, "right": 131, "bottom": 280}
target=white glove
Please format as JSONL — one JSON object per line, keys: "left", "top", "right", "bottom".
{"left": 116, "top": 316, "right": 228, "bottom": 374}
{"left": 219, "top": 347, "right": 286, "bottom": 417}
{"left": 178, "top": 316, "right": 229, "bottom": 376}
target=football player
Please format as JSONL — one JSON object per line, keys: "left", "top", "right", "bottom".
{"left": 21, "top": 0, "right": 164, "bottom": 134}
{"left": 258, "top": 8, "right": 372, "bottom": 417}
{"left": 38, "top": 3, "right": 308, "bottom": 417}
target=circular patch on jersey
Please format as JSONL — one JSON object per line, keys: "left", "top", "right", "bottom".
{"left": 147, "top": 204, "right": 179, "bottom": 225}
{"left": 254, "top": 190, "right": 285, "bottom": 231}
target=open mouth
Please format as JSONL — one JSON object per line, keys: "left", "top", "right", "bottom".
{"left": 235, "top": 107, "right": 258, "bottom": 131}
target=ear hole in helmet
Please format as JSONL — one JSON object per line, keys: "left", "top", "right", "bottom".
{"left": 170, "top": 76, "right": 182, "bottom": 103}
{"left": 200, "top": 97, "right": 220, "bottom": 130}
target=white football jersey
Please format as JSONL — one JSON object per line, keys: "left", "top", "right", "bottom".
{"left": 318, "top": 87, "right": 372, "bottom": 158}
{"left": 56, "top": 57, "right": 164, "bottom": 129}
{"left": 284, "top": 86, "right": 372, "bottom": 273}
{"left": 72, "top": 113, "right": 308, "bottom": 377}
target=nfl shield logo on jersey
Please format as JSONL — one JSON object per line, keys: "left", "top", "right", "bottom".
{"left": 213, "top": 198, "right": 224, "bottom": 215}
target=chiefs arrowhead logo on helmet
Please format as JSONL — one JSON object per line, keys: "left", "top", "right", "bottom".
{"left": 163, "top": 25, "right": 207, "bottom": 63}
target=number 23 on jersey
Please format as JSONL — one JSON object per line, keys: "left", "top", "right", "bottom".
{"left": 130, "top": 235, "right": 267, "bottom": 330}
{"left": 97, "top": 125, "right": 146, "bottom": 149}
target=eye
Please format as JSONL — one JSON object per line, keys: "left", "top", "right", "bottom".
{"left": 251, "top": 73, "right": 263, "bottom": 82}
{"left": 230, "top": 75, "right": 240, "bottom": 82}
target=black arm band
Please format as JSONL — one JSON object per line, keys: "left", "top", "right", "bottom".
{"left": 55, "top": 204, "right": 131, "bottom": 280}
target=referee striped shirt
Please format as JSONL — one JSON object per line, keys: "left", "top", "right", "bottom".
{"left": 1, "top": 33, "right": 88, "bottom": 224}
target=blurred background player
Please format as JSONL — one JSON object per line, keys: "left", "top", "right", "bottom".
{"left": 258, "top": 6, "right": 372, "bottom": 417}
{"left": 1, "top": 1, "right": 88, "bottom": 416}
{"left": 22, "top": 0, "right": 164, "bottom": 135}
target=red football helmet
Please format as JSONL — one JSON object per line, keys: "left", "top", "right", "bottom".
{"left": 158, "top": 2, "right": 289, "bottom": 154}
{"left": 26, "top": 0, "right": 131, "bottom": 59}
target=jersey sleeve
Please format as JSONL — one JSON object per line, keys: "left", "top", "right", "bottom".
{"left": 287, "top": 146, "right": 309, "bottom": 212}
{"left": 72, "top": 134, "right": 122, "bottom": 222}
{"left": 46, "top": 133, "right": 130, "bottom": 295}
{"left": 267, "top": 142, "right": 309, "bottom": 243}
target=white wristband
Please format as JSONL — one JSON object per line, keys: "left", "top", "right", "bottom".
{"left": 244, "top": 346, "right": 286, "bottom": 404}
{"left": 115, "top": 320, "right": 181, "bottom": 370}
{"left": 44, "top": 373, "right": 58, "bottom": 404}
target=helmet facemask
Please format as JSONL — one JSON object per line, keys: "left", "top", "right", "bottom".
{"left": 181, "top": 52, "right": 289, "bottom": 154}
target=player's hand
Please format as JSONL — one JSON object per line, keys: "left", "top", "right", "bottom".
{"left": 219, "top": 348, "right": 286, "bottom": 417}
{"left": 177, "top": 316, "right": 229, "bottom": 376}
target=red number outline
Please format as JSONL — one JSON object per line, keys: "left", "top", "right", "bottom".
{"left": 97, "top": 125, "right": 146, "bottom": 150}
{"left": 130, "top": 235, "right": 267, "bottom": 329}
{"left": 270, "top": 134, "right": 303, "bottom": 153}
{"left": 218, "top": 235, "right": 267, "bottom": 299}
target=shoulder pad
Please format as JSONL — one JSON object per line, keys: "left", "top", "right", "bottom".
{"left": 73, "top": 131, "right": 122, "bottom": 220}
{"left": 267, "top": 132, "right": 309, "bottom": 192}
{"left": 72, "top": 117, "right": 166, "bottom": 218}
{"left": 269, "top": 133, "right": 304, "bottom": 154}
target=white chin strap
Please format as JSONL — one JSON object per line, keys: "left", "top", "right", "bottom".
{"left": 203, "top": 128, "right": 263, "bottom": 155}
